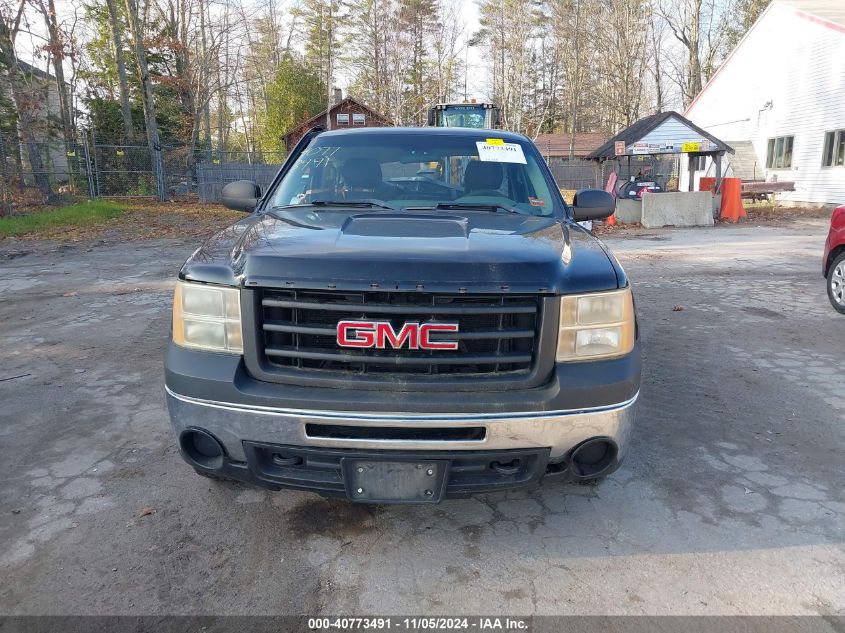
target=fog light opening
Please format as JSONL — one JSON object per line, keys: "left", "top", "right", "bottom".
{"left": 179, "top": 428, "right": 225, "bottom": 470}
{"left": 570, "top": 438, "right": 617, "bottom": 479}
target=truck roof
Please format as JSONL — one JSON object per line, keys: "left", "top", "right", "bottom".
{"left": 317, "top": 126, "right": 529, "bottom": 142}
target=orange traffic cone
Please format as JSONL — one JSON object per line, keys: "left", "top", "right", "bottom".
{"left": 606, "top": 212, "right": 617, "bottom": 226}
{"left": 719, "top": 177, "right": 747, "bottom": 222}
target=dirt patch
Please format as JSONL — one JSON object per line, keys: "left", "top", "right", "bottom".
{"left": 594, "top": 221, "right": 642, "bottom": 236}
{"left": 111, "top": 200, "right": 243, "bottom": 240}
{"left": 744, "top": 204, "right": 832, "bottom": 226}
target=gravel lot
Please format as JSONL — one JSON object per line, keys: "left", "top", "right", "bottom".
{"left": 0, "top": 218, "right": 843, "bottom": 616}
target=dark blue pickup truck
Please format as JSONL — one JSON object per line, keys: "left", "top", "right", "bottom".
{"left": 165, "top": 126, "right": 640, "bottom": 504}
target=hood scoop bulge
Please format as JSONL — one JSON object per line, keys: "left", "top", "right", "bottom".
{"left": 340, "top": 213, "right": 469, "bottom": 239}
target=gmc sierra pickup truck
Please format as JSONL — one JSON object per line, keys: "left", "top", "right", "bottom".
{"left": 165, "top": 127, "right": 641, "bottom": 504}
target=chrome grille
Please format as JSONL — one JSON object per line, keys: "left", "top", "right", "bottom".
{"left": 257, "top": 289, "right": 541, "bottom": 379}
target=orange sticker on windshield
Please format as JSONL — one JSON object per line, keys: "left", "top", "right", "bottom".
{"left": 528, "top": 197, "right": 545, "bottom": 207}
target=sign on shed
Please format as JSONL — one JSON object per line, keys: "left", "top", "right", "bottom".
{"left": 587, "top": 112, "right": 731, "bottom": 160}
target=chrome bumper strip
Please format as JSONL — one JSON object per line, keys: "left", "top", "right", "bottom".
{"left": 164, "top": 385, "right": 638, "bottom": 421}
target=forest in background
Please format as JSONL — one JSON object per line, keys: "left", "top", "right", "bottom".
{"left": 0, "top": 0, "right": 771, "bottom": 172}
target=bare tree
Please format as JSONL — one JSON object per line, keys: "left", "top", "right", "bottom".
{"left": 477, "top": 0, "right": 545, "bottom": 133}
{"left": 32, "top": 0, "right": 74, "bottom": 142}
{"left": 123, "top": 0, "right": 165, "bottom": 200}
{"left": 104, "top": 0, "right": 133, "bottom": 142}
{"left": 649, "top": 9, "right": 668, "bottom": 112}
{"left": 658, "top": 0, "right": 732, "bottom": 107}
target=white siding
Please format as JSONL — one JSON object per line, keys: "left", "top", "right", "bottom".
{"left": 637, "top": 117, "right": 710, "bottom": 147}
{"left": 684, "top": 2, "right": 845, "bottom": 204}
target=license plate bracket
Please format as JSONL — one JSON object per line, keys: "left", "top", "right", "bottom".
{"left": 342, "top": 459, "right": 448, "bottom": 504}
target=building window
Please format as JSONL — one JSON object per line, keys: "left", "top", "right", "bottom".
{"left": 336, "top": 113, "right": 349, "bottom": 126}
{"left": 352, "top": 113, "right": 366, "bottom": 126}
{"left": 766, "top": 135, "right": 793, "bottom": 169}
{"left": 822, "top": 129, "right": 845, "bottom": 167}
{"left": 692, "top": 155, "right": 707, "bottom": 171}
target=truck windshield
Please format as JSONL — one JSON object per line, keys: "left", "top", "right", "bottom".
{"left": 437, "top": 106, "right": 488, "bottom": 128}
{"left": 268, "top": 132, "right": 560, "bottom": 217}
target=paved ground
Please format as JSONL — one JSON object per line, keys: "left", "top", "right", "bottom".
{"left": 0, "top": 218, "right": 843, "bottom": 616}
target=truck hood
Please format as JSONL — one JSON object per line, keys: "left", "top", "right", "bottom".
{"left": 180, "top": 210, "right": 623, "bottom": 294}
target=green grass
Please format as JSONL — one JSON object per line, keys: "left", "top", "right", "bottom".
{"left": 0, "top": 200, "right": 126, "bottom": 238}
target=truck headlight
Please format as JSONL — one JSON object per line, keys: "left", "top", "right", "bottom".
{"left": 556, "top": 288, "right": 635, "bottom": 361}
{"left": 172, "top": 280, "right": 243, "bottom": 354}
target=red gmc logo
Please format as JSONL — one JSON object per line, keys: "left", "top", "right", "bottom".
{"left": 337, "top": 320, "right": 460, "bottom": 350}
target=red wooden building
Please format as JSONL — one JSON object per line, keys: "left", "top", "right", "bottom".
{"left": 283, "top": 96, "right": 393, "bottom": 149}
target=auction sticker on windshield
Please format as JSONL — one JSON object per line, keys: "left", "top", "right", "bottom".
{"left": 476, "top": 141, "right": 527, "bottom": 164}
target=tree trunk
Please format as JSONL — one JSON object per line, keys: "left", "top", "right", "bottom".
{"left": 569, "top": 0, "right": 582, "bottom": 158}
{"left": 39, "top": 0, "right": 73, "bottom": 143}
{"left": 199, "top": 0, "right": 211, "bottom": 154}
{"left": 123, "top": 0, "right": 166, "bottom": 201}
{"left": 0, "top": 18, "right": 53, "bottom": 201}
{"left": 105, "top": 0, "right": 134, "bottom": 143}
{"left": 325, "top": 2, "right": 333, "bottom": 130}
{"left": 685, "top": 0, "right": 703, "bottom": 105}
{"left": 684, "top": 0, "right": 702, "bottom": 107}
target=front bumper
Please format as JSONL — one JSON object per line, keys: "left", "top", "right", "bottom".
{"left": 165, "top": 342, "right": 640, "bottom": 498}
{"left": 167, "top": 387, "right": 636, "bottom": 461}
{"left": 166, "top": 387, "right": 636, "bottom": 497}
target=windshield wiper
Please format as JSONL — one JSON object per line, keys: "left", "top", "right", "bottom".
{"left": 309, "top": 199, "right": 397, "bottom": 210}
{"left": 271, "top": 199, "right": 397, "bottom": 212}
{"left": 431, "top": 202, "right": 521, "bottom": 214}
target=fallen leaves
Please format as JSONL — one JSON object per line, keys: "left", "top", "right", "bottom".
{"left": 3, "top": 199, "right": 241, "bottom": 243}
{"left": 138, "top": 507, "right": 157, "bottom": 518}
{"left": 672, "top": 305, "right": 684, "bottom": 312}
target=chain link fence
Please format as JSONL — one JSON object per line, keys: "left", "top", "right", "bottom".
{"left": 0, "top": 133, "right": 289, "bottom": 214}
{"left": 0, "top": 135, "right": 94, "bottom": 216}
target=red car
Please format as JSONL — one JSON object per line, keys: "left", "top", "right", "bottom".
{"left": 824, "top": 204, "right": 845, "bottom": 314}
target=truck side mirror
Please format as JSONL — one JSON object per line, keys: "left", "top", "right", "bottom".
{"left": 492, "top": 108, "right": 501, "bottom": 128}
{"left": 222, "top": 180, "right": 261, "bottom": 213}
{"left": 571, "top": 188, "right": 615, "bottom": 221}
{"left": 427, "top": 108, "right": 436, "bottom": 126}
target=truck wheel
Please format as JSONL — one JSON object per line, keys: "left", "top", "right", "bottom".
{"left": 828, "top": 252, "right": 845, "bottom": 314}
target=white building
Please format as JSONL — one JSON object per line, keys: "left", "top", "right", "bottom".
{"left": 682, "top": 0, "right": 845, "bottom": 206}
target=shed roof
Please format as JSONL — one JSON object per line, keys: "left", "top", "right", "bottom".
{"left": 533, "top": 132, "right": 607, "bottom": 157}
{"left": 587, "top": 111, "right": 733, "bottom": 160}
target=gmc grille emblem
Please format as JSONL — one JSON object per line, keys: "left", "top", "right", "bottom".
{"left": 337, "top": 320, "right": 460, "bottom": 351}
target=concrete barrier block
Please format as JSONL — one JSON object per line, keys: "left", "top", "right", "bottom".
{"left": 641, "top": 192, "right": 714, "bottom": 228}
{"left": 615, "top": 199, "right": 642, "bottom": 224}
